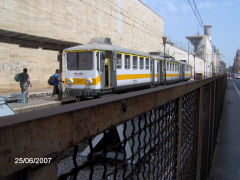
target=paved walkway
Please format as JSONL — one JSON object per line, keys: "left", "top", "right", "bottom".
{"left": 0, "top": 88, "right": 52, "bottom": 98}
{"left": 0, "top": 89, "right": 61, "bottom": 113}
{"left": 209, "top": 78, "right": 240, "bottom": 180}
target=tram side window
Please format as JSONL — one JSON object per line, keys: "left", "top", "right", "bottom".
{"left": 146, "top": 58, "right": 149, "bottom": 70}
{"left": 140, "top": 57, "right": 144, "bottom": 69}
{"left": 133, "top": 56, "right": 138, "bottom": 69}
{"left": 117, "top": 54, "right": 122, "bottom": 69}
{"left": 125, "top": 55, "right": 130, "bottom": 69}
{"left": 167, "top": 62, "right": 169, "bottom": 71}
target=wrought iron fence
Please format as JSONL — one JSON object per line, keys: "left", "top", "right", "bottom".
{"left": 0, "top": 76, "right": 227, "bottom": 180}
{"left": 58, "top": 77, "right": 226, "bottom": 180}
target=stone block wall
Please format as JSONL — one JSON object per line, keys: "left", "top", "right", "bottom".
{"left": 0, "top": 43, "right": 58, "bottom": 92}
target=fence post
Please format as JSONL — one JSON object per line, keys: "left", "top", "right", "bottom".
{"left": 206, "top": 82, "right": 213, "bottom": 177}
{"left": 196, "top": 85, "right": 204, "bottom": 180}
{"left": 211, "top": 79, "right": 217, "bottom": 156}
{"left": 176, "top": 97, "right": 182, "bottom": 180}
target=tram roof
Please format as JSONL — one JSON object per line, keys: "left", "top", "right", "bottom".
{"left": 64, "top": 43, "right": 151, "bottom": 57}
{"left": 151, "top": 55, "right": 190, "bottom": 64}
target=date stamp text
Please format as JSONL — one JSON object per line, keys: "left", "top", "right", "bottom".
{"left": 15, "top": 158, "right": 52, "bottom": 164}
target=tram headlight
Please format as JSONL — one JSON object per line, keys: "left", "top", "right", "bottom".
{"left": 86, "top": 78, "right": 92, "bottom": 85}
{"left": 67, "top": 78, "right": 73, "bottom": 85}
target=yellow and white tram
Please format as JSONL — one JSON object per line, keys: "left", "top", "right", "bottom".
{"left": 63, "top": 38, "right": 192, "bottom": 98}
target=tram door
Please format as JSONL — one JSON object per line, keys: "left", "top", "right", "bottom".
{"left": 179, "top": 64, "right": 184, "bottom": 80}
{"left": 157, "top": 61, "right": 161, "bottom": 83}
{"left": 104, "top": 57, "right": 109, "bottom": 88}
{"left": 100, "top": 51, "right": 117, "bottom": 89}
{"left": 160, "top": 61, "right": 165, "bottom": 83}
{"left": 150, "top": 59, "right": 155, "bottom": 83}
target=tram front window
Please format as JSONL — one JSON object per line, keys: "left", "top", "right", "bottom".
{"left": 67, "top": 52, "right": 93, "bottom": 70}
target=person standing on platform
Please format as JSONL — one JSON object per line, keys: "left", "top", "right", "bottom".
{"left": 57, "top": 72, "right": 64, "bottom": 100}
{"left": 19, "top": 68, "right": 32, "bottom": 103}
{"left": 52, "top": 69, "right": 60, "bottom": 97}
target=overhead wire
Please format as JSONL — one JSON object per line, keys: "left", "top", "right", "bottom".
{"left": 187, "top": 0, "right": 204, "bottom": 31}
{"left": 192, "top": 0, "right": 204, "bottom": 27}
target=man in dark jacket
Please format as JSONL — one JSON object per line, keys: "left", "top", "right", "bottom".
{"left": 20, "top": 68, "right": 32, "bottom": 103}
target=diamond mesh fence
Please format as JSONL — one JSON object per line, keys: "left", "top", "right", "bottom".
{"left": 56, "top": 76, "right": 227, "bottom": 180}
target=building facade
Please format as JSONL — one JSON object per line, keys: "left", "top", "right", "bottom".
{"left": 233, "top": 49, "right": 240, "bottom": 73}
{"left": 219, "top": 61, "right": 227, "bottom": 75}
{"left": 186, "top": 26, "right": 221, "bottom": 77}
{"left": 165, "top": 43, "right": 205, "bottom": 75}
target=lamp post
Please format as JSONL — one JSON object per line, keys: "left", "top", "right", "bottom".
{"left": 162, "top": 35, "right": 167, "bottom": 83}
{"left": 193, "top": 52, "right": 196, "bottom": 80}
{"left": 204, "top": 59, "right": 206, "bottom": 78}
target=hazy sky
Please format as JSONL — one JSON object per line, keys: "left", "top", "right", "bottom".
{"left": 140, "top": 0, "right": 240, "bottom": 67}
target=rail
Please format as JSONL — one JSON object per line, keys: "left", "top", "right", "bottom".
{"left": 0, "top": 75, "right": 227, "bottom": 180}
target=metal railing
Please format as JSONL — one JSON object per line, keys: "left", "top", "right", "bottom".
{"left": 0, "top": 76, "right": 226, "bottom": 180}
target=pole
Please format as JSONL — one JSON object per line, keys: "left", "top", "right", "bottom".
{"left": 194, "top": 55, "right": 195, "bottom": 80}
{"left": 193, "top": 52, "right": 196, "bottom": 80}
{"left": 188, "top": 41, "right": 189, "bottom": 63}
{"left": 58, "top": 50, "right": 63, "bottom": 73}
{"left": 204, "top": 60, "right": 205, "bottom": 78}
{"left": 162, "top": 35, "right": 167, "bottom": 84}
{"left": 164, "top": 43, "right": 166, "bottom": 83}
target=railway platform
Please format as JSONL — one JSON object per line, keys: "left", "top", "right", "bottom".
{"left": 0, "top": 88, "right": 61, "bottom": 113}
{"left": 209, "top": 78, "right": 240, "bottom": 180}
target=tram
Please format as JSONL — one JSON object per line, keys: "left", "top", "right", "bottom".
{"left": 63, "top": 37, "right": 192, "bottom": 98}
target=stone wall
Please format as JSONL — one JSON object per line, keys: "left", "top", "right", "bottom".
{"left": 0, "top": 0, "right": 164, "bottom": 92}
{"left": 0, "top": 43, "right": 58, "bottom": 92}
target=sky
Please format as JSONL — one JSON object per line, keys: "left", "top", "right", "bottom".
{"left": 140, "top": 0, "right": 240, "bottom": 67}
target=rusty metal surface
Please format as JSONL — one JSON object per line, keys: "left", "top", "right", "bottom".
{"left": 0, "top": 76, "right": 226, "bottom": 178}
